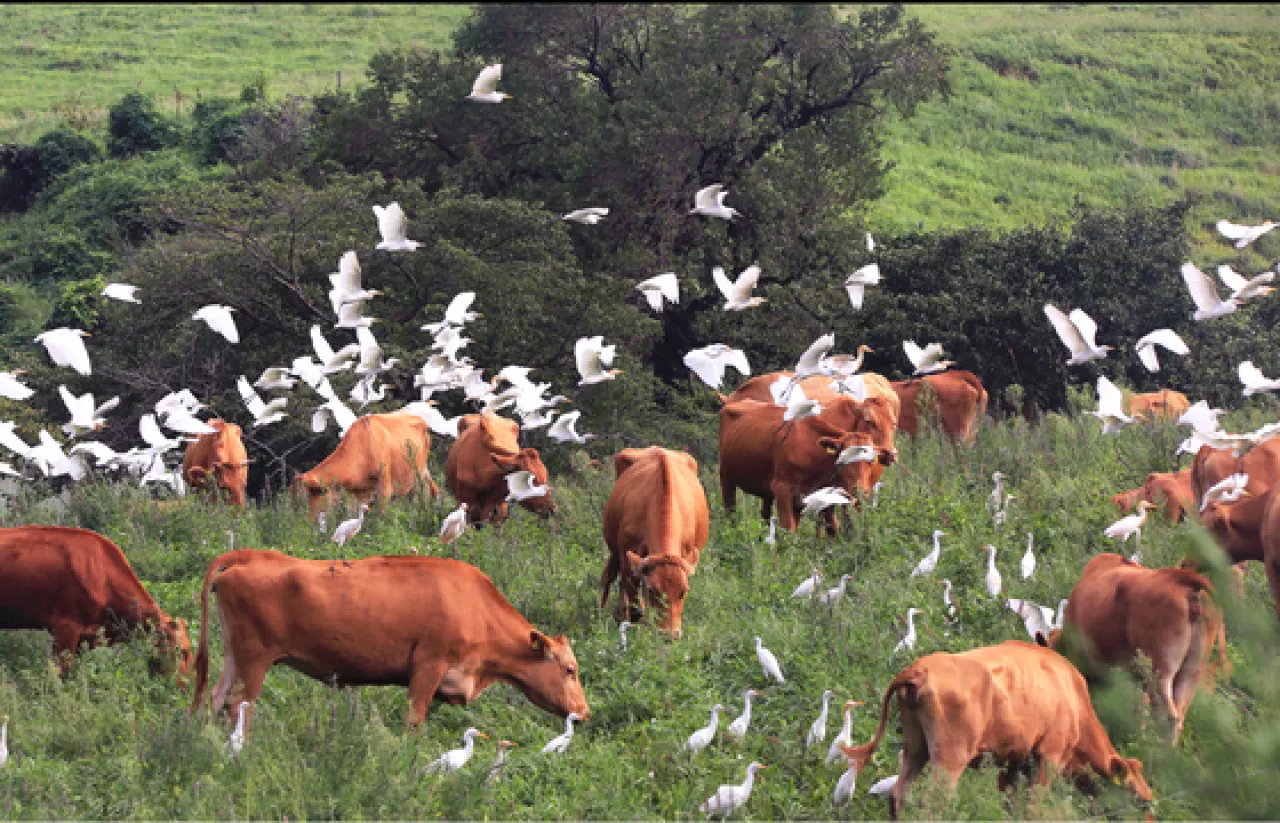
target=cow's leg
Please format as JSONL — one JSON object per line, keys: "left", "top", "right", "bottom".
{"left": 759, "top": 495, "right": 773, "bottom": 521}
{"left": 405, "top": 654, "right": 450, "bottom": 728}
{"left": 50, "top": 622, "right": 84, "bottom": 677}
{"left": 720, "top": 471, "right": 737, "bottom": 515}
{"left": 771, "top": 483, "right": 799, "bottom": 532}
{"left": 210, "top": 645, "right": 239, "bottom": 714}
{"left": 1266, "top": 553, "right": 1280, "bottom": 621}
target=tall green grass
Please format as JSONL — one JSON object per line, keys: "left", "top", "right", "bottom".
{"left": 0, "top": 406, "right": 1276, "bottom": 819}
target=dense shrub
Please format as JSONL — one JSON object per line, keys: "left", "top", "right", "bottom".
{"left": 107, "top": 91, "right": 179, "bottom": 158}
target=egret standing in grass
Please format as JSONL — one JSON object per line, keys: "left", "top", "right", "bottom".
{"left": 727, "top": 689, "right": 761, "bottom": 740}
{"left": 791, "top": 569, "right": 821, "bottom": 599}
{"left": 893, "top": 608, "right": 923, "bottom": 656}
{"left": 1104, "top": 500, "right": 1156, "bottom": 546}
{"left": 486, "top": 740, "right": 518, "bottom": 786}
{"left": 819, "top": 574, "right": 853, "bottom": 606}
{"left": 541, "top": 712, "right": 580, "bottom": 754}
{"left": 683, "top": 704, "right": 726, "bottom": 755}
{"left": 440, "top": 503, "right": 470, "bottom": 545}
{"left": 425, "top": 728, "right": 489, "bottom": 774}
{"left": 699, "top": 762, "right": 766, "bottom": 819}
{"left": 807, "top": 690, "right": 835, "bottom": 749}
{"left": 827, "top": 700, "right": 865, "bottom": 765}
{"left": 1021, "top": 533, "right": 1036, "bottom": 580}
{"left": 981, "top": 544, "right": 1003, "bottom": 598}
{"left": 910, "top": 530, "right": 944, "bottom": 578}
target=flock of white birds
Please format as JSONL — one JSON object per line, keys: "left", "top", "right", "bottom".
{"left": 0, "top": 58, "right": 1277, "bottom": 816}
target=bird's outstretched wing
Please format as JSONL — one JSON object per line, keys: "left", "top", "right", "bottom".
{"left": 1043, "top": 304, "right": 1086, "bottom": 355}
{"left": 1181, "top": 262, "right": 1223, "bottom": 311}
{"left": 472, "top": 64, "right": 503, "bottom": 97}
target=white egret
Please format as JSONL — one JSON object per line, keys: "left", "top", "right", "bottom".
{"left": 1217, "top": 219, "right": 1277, "bottom": 249}
{"left": 505, "top": 470, "right": 548, "bottom": 503}
{"left": 800, "top": 486, "right": 850, "bottom": 519}
{"left": 160, "top": 407, "right": 217, "bottom": 437}
{"left": 328, "top": 251, "right": 381, "bottom": 316}
{"left": 0, "top": 421, "right": 34, "bottom": 461}
{"left": 1043, "top": 304, "right": 1112, "bottom": 364}
{"left": 1178, "top": 400, "right": 1225, "bottom": 434}
{"left": 910, "top": 530, "right": 945, "bottom": 578}
{"left": 833, "top": 761, "right": 859, "bottom": 806}
{"left": 940, "top": 579, "right": 957, "bottom": 619}
{"left": 193, "top": 305, "right": 239, "bottom": 344}
{"left": 102, "top": 283, "right": 140, "bottom": 303}
{"left": 0, "top": 370, "right": 33, "bottom": 402}
{"left": 1201, "top": 473, "right": 1250, "bottom": 512}
{"left": 1180, "top": 262, "right": 1238, "bottom": 321}
{"left": 699, "top": 762, "right": 766, "bottom": 820}
{"left": 868, "top": 774, "right": 899, "bottom": 796}
{"left": 335, "top": 298, "right": 378, "bottom": 330}
{"left": 727, "top": 688, "right": 761, "bottom": 739}
{"left": 541, "top": 712, "right": 580, "bottom": 754}
{"left": 636, "top": 272, "right": 680, "bottom": 313}
{"left": 237, "top": 376, "right": 288, "bottom": 428}
{"left": 1021, "top": 533, "right": 1036, "bottom": 579}
{"left": 845, "top": 263, "right": 880, "bottom": 311}
{"left": 756, "top": 637, "right": 785, "bottom": 684}
{"left": 684, "top": 344, "right": 751, "bottom": 390}
{"left": 331, "top": 503, "right": 368, "bottom": 549}
{"left": 546, "top": 409, "right": 596, "bottom": 444}
{"left": 712, "top": 264, "right": 766, "bottom": 310}
{"left": 467, "top": 63, "right": 510, "bottom": 103}
{"left": 823, "top": 344, "right": 874, "bottom": 377}
{"left": 311, "top": 394, "right": 358, "bottom": 437}
{"left": 1053, "top": 599, "right": 1069, "bottom": 631}
{"left": 227, "top": 701, "right": 250, "bottom": 756}
{"left": 402, "top": 401, "right": 463, "bottom": 438}
{"left": 58, "top": 386, "right": 119, "bottom": 438}
{"left": 0, "top": 715, "right": 7, "bottom": 767}
{"left": 575, "top": 335, "right": 623, "bottom": 386}
{"left": 373, "top": 202, "right": 422, "bottom": 251}
{"left": 836, "top": 443, "right": 877, "bottom": 466}
{"left": 440, "top": 503, "right": 470, "bottom": 545}
{"left": 765, "top": 514, "right": 777, "bottom": 545}
{"left": 35, "top": 328, "right": 92, "bottom": 376}
{"left": 903, "top": 340, "right": 952, "bottom": 375}
{"left": 781, "top": 384, "right": 824, "bottom": 422}
{"left": 562, "top": 207, "right": 608, "bottom": 224}
{"left": 619, "top": 621, "right": 631, "bottom": 651}
{"left": 807, "top": 690, "right": 835, "bottom": 749}
{"left": 254, "top": 367, "right": 297, "bottom": 392}
{"left": 1089, "top": 376, "right": 1134, "bottom": 435}
{"left": 138, "top": 413, "right": 184, "bottom": 457}
{"left": 791, "top": 569, "right": 821, "bottom": 599}
{"left": 690, "top": 184, "right": 740, "bottom": 221}
{"left": 683, "top": 703, "right": 726, "bottom": 755}
{"left": 981, "top": 544, "right": 1002, "bottom": 598}
{"left": 421, "top": 292, "right": 482, "bottom": 335}
{"left": 819, "top": 574, "right": 853, "bottom": 606}
{"left": 0, "top": 462, "right": 20, "bottom": 478}
{"left": 994, "top": 493, "right": 1015, "bottom": 527}
{"left": 986, "top": 472, "right": 1006, "bottom": 517}
{"left": 1239, "top": 361, "right": 1280, "bottom": 396}
{"left": 795, "top": 334, "right": 837, "bottom": 379}
{"left": 485, "top": 740, "right": 518, "bottom": 786}
{"left": 1217, "top": 264, "right": 1276, "bottom": 302}
{"left": 893, "top": 608, "right": 923, "bottom": 656}
{"left": 1134, "top": 328, "right": 1190, "bottom": 373}
{"left": 871, "top": 481, "right": 882, "bottom": 509}
{"left": 425, "top": 728, "right": 490, "bottom": 774}
{"left": 826, "top": 700, "right": 865, "bottom": 765}
{"left": 867, "top": 232, "right": 875, "bottom": 251}
{"left": 1103, "top": 500, "right": 1156, "bottom": 544}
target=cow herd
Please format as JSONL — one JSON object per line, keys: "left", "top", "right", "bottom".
{"left": 0, "top": 360, "right": 1272, "bottom": 816}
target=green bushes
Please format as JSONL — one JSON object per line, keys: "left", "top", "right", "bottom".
{"left": 106, "top": 92, "right": 179, "bottom": 158}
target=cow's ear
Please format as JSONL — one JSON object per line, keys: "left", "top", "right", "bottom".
{"left": 1034, "top": 631, "right": 1048, "bottom": 647}
{"left": 626, "top": 551, "right": 647, "bottom": 574}
{"left": 492, "top": 453, "right": 520, "bottom": 472}
{"left": 818, "top": 437, "right": 840, "bottom": 457}
{"left": 530, "top": 630, "right": 551, "bottom": 656}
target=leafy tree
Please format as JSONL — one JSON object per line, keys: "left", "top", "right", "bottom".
{"left": 33, "top": 128, "right": 103, "bottom": 188}
{"left": 107, "top": 92, "right": 179, "bottom": 159}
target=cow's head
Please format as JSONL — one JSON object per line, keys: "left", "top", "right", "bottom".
{"left": 1111, "top": 486, "right": 1144, "bottom": 512}
{"left": 494, "top": 448, "right": 557, "bottom": 517}
{"left": 819, "top": 431, "right": 879, "bottom": 498}
{"left": 1199, "top": 494, "right": 1268, "bottom": 564}
{"left": 149, "top": 616, "right": 193, "bottom": 686}
{"left": 293, "top": 472, "right": 331, "bottom": 519}
{"left": 1108, "top": 755, "right": 1153, "bottom": 804}
{"left": 190, "top": 421, "right": 249, "bottom": 507}
{"left": 520, "top": 630, "right": 590, "bottom": 721}
{"left": 627, "top": 551, "right": 694, "bottom": 638}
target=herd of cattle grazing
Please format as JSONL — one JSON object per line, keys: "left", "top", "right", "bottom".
{"left": 0, "top": 361, "right": 1271, "bottom": 817}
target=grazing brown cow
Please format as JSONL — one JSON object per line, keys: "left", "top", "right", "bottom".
{"left": 1049, "top": 554, "right": 1226, "bottom": 743}
{"left": 183, "top": 419, "right": 249, "bottom": 507}
{"left": 295, "top": 411, "right": 440, "bottom": 519}
{"left": 190, "top": 549, "right": 589, "bottom": 736}
{"left": 841, "top": 640, "right": 1153, "bottom": 818}
{"left": 1110, "top": 469, "right": 1196, "bottom": 523}
{"left": 726, "top": 370, "right": 902, "bottom": 424}
{"left": 444, "top": 412, "right": 556, "bottom": 525}
{"left": 718, "top": 397, "right": 888, "bottom": 534}
{"left": 1128, "top": 389, "right": 1190, "bottom": 422}
{"left": 599, "top": 447, "right": 709, "bottom": 638}
{"left": 0, "top": 525, "right": 192, "bottom": 680}
{"left": 890, "top": 370, "right": 988, "bottom": 445}
{"left": 1200, "top": 484, "right": 1280, "bottom": 616}
{"left": 1189, "top": 439, "right": 1280, "bottom": 590}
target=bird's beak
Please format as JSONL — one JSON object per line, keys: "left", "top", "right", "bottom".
{"left": 476, "top": 732, "right": 490, "bottom": 739}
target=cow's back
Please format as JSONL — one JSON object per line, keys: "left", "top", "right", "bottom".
{"left": 606, "top": 447, "right": 709, "bottom": 562}
{"left": 1193, "top": 438, "right": 1280, "bottom": 509}
{"left": 446, "top": 413, "right": 513, "bottom": 500}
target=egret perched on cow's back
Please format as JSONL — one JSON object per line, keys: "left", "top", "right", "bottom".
{"left": 541, "top": 712, "right": 580, "bottom": 754}
{"left": 727, "top": 689, "right": 761, "bottom": 740}
{"left": 35, "top": 328, "right": 92, "bottom": 376}
{"left": 981, "top": 544, "right": 1003, "bottom": 598}
{"left": 425, "top": 728, "right": 489, "bottom": 774}
{"left": 683, "top": 703, "right": 726, "bottom": 755}
{"left": 467, "top": 63, "right": 511, "bottom": 103}
{"left": 910, "top": 530, "right": 945, "bottom": 578}
{"left": 1021, "top": 533, "right": 1036, "bottom": 579}
{"left": 699, "top": 762, "right": 766, "bottom": 819}
{"left": 193, "top": 305, "right": 240, "bottom": 344}
{"left": 807, "top": 690, "right": 835, "bottom": 749}
{"left": 636, "top": 272, "right": 680, "bottom": 313}
{"left": 713, "top": 264, "right": 766, "bottom": 310}
{"left": 827, "top": 700, "right": 865, "bottom": 765}
{"left": 795, "top": 334, "right": 837, "bottom": 378}
{"left": 690, "top": 184, "right": 739, "bottom": 221}
{"left": 756, "top": 637, "right": 784, "bottom": 683}
{"left": 1043, "top": 304, "right": 1112, "bottom": 364}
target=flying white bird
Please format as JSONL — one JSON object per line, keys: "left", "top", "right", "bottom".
{"left": 807, "top": 690, "right": 835, "bottom": 749}
{"left": 699, "top": 762, "right": 766, "bottom": 820}
{"left": 1180, "top": 262, "right": 1238, "bottom": 321}
{"left": 1103, "top": 500, "right": 1156, "bottom": 544}
{"left": 137, "top": 413, "right": 184, "bottom": 457}
{"left": 1088, "top": 376, "right": 1134, "bottom": 435}
{"left": 795, "top": 334, "right": 837, "bottom": 378}
{"left": 546, "top": 409, "right": 595, "bottom": 444}
{"left": 402, "top": 401, "right": 462, "bottom": 438}
{"left": 801, "top": 486, "right": 850, "bottom": 519}
{"left": 727, "top": 689, "right": 761, "bottom": 739}
{"left": 903, "top": 340, "right": 952, "bottom": 375}
{"left": 562, "top": 207, "right": 609, "bottom": 224}
{"left": 1043, "top": 304, "right": 1112, "bottom": 364}
{"left": 981, "top": 544, "right": 1002, "bottom": 598}
{"left": 328, "top": 250, "right": 381, "bottom": 317}
{"left": 844, "top": 263, "right": 880, "bottom": 311}
{"left": 781, "top": 384, "right": 824, "bottom": 423}
{"left": 1006, "top": 598, "right": 1054, "bottom": 641}
{"left": 35, "top": 328, "right": 92, "bottom": 376}
{"left": 1239, "top": 361, "right": 1280, "bottom": 397}
{"left": 819, "top": 574, "right": 854, "bottom": 606}
{"left": 0, "top": 370, "right": 33, "bottom": 402}
{"left": 575, "top": 336, "right": 623, "bottom": 386}
{"left": 439, "top": 504, "right": 470, "bottom": 546}
{"left": 1178, "top": 400, "right": 1225, "bottom": 434}
{"left": 635, "top": 272, "right": 680, "bottom": 313}
{"left": 0, "top": 421, "right": 33, "bottom": 461}
{"left": 1021, "top": 533, "right": 1036, "bottom": 580}
{"left": 58, "top": 386, "right": 119, "bottom": 438}
{"left": 373, "top": 202, "right": 422, "bottom": 251}
{"left": 193, "top": 305, "right": 239, "bottom": 344}
{"left": 1133, "top": 328, "right": 1189, "bottom": 373}
{"left": 684, "top": 344, "right": 751, "bottom": 390}
{"left": 254, "top": 367, "right": 297, "bottom": 392}
{"left": 237, "top": 376, "right": 288, "bottom": 428}
{"left": 227, "top": 702, "right": 250, "bottom": 756}
{"left": 893, "top": 608, "right": 923, "bottom": 656}
{"left": 1217, "top": 264, "right": 1276, "bottom": 303}
{"left": 467, "top": 63, "right": 511, "bottom": 103}
{"left": 160, "top": 406, "right": 217, "bottom": 438}
{"left": 827, "top": 700, "right": 865, "bottom": 765}
{"left": 335, "top": 297, "right": 378, "bottom": 330}
{"left": 425, "top": 728, "right": 490, "bottom": 774}
{"left": 690, "top": 184, "right": 740, "bottom": 221}
{"left": 422, "top": 292, "right": 482, "bottom": 335}
{"left": 791, "top": 569, "right": 821, "bottom": 599}
{"left": 1201, "top": 473, "right": 1250, "bottom": 512}
{"left": 311, "top": 393, "right": 358, "bottom": 437}
{"left": 683, "top": 704, "right": 726, "bottom": 755}
{"left": 712, "top": 264, "right": 766, "bottom": 310}
{"left": 505, "top": 470, "right": 548, "bottom": 502}
{"left": 910, "top": 530, "right": 945, "bottom": 578}
{"left": 755, "top": 637, "right": 784, "bottom": 684}
{"left": 1217, "top": 219, "right": 1277, "bottom": 249}
{"left": 102, "top": 283, "right": 140, "bottom": 303}
{"left": 541, "top": 712, "right": 580, "bottom": 754}
{"left": 28, "top": 430, "right": 84, "bottom": 480}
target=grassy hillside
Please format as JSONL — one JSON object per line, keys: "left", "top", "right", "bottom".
{"left": 0, "top": 411, "right": 1276, "bottom": 819}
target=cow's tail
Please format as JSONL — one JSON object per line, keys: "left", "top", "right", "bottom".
{"left": 1170, "top": 567, "right": 1231, "bottom": 685}
{"left": 840, "top": 667, "right": 922, "bottom": 773}
{"left": 189, "top": 550, "right": 252, "bottom": 717}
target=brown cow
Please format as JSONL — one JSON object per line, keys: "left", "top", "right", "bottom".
{"left": 1049, "top": 554, "right": 1226, "bottom": 743}
{"left": 295, "top": 411, "right": 440, "bottom": 519}
{"left": 841, "top": 640, "right": 1153, "bottom": 818}
{"left": 1200, "top": 483, "right": 1280, "bottom": 616}
{"left": 890, "top": 370, "right": 989, "bottom": 445}
{"left": 719, "top": 397, "right": 888, "bottom": 534}
{"left": 1128, "top": 389, "right": 1190, "bottom": 422}
{"left": 190, "top": 549, "right": 589, "bottom": 736}
{"left": 0, "top": 525, "right": 192, "bottom": 680}
{"left": 183, "top": 419, "right": 249, "bottom": 507}
{"left": 727, "top": 370, "right": 902, "bottom": 424}
{"left": 1111, "top": 469, "right": 1196, "bottom": 523}
{"left": 599, "top": 447, "right": 709, "bottom": 638}
{"left": 1189, "top": 439, "right": 1280, "bottom": 590}
{"left": 444, "top": 412, "right": 556, "bottom": 525}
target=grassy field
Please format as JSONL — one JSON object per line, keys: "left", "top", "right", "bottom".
{"left": 0, "top": 406, "right": 1277, "bottom": 820}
